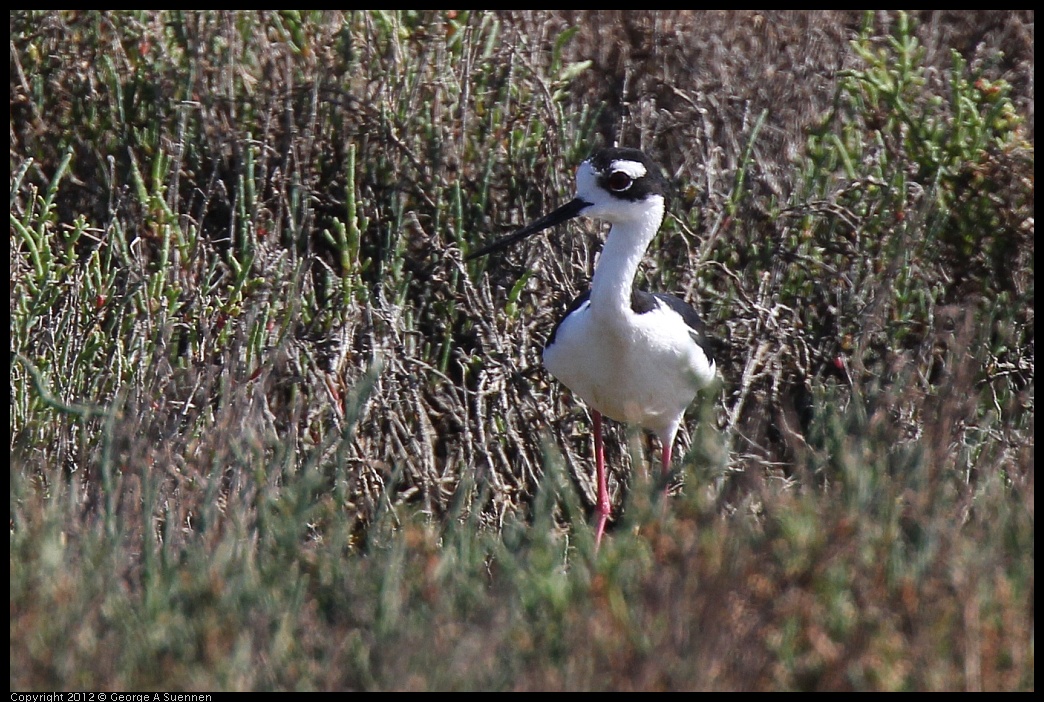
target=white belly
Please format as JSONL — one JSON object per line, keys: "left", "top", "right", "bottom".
{"left": 543, "top": 301, "right": 716, "bottom": 441}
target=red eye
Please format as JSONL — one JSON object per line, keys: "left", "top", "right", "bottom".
{"left": 607, "top": 171, "right": 632, "bottom": 192}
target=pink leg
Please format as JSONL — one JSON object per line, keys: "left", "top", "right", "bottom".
{"left": 593, "top": 410, "right": 611, "bottom": 547}
{"left": 660, "top": 435, "right": 674, "bottom": 500}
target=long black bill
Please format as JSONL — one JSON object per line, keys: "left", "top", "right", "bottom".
{"left": 466, "top": 197, "right": 591, "bottom": 260}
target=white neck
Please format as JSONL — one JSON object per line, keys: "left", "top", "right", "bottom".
{"left": 589, "top": 197, "right": 665, "bottom": 319}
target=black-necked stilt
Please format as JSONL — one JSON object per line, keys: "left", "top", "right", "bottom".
{"left": 470, "top": 147, "right": 717, "bottom": 546}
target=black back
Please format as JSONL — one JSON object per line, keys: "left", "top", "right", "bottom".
{"left": 546, "top": 288, "right": 716, "bottom": 364}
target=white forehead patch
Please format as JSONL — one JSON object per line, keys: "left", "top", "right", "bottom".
{"left": 610, "top": 159, "right": 647, "bottom": 179}
{"left": 576, "top": 160, "right": 597, "bottom": 191}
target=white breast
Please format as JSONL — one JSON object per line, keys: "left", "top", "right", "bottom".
{"left": 543, "top": 297, "right": 716, "bottom": 442}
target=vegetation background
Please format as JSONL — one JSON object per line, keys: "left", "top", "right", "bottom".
{"left": 10, "top": 10, "right": 1033, "bottom": 691}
